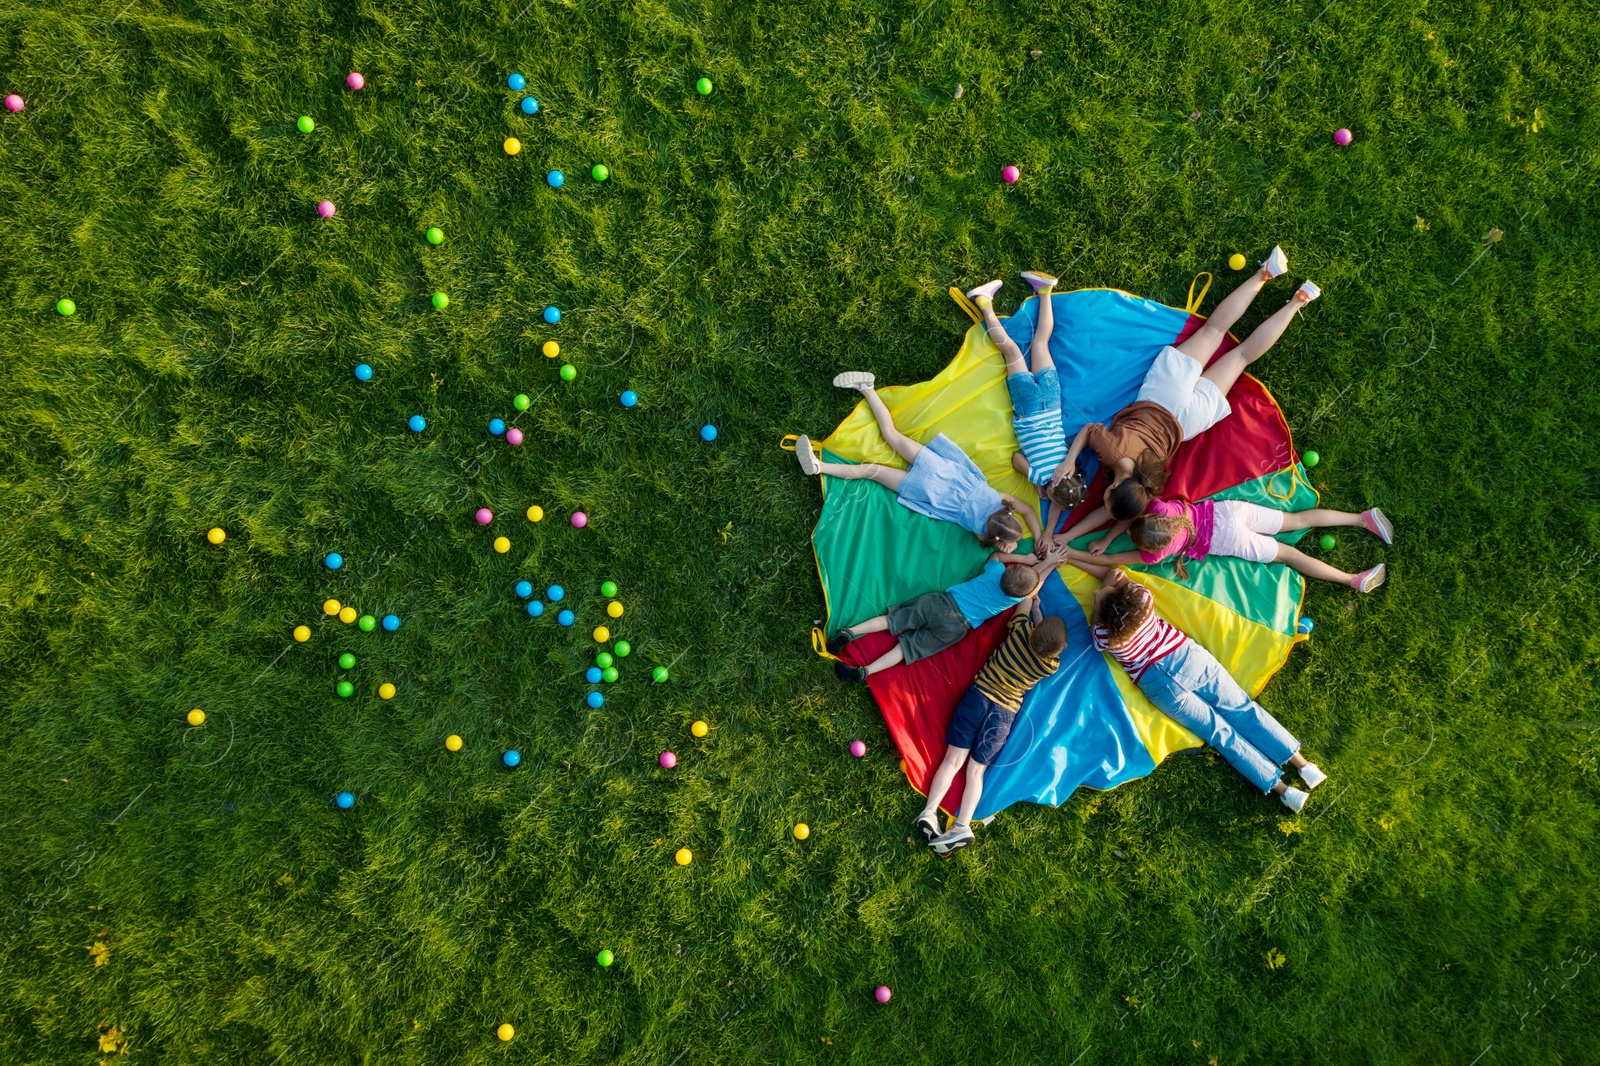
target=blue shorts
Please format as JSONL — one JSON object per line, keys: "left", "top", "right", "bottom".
{"left": 946, "top": 685, "right": 1018, "bottom": 766}
{"left": 1005, "top": 366, "right": 1061, "bottom": 419}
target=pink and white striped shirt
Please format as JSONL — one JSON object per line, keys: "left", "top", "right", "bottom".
{"left": 1090, "top": 583, "right": 1188, "bottom": 682}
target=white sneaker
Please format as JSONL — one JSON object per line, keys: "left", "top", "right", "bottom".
{"left": 794, "top": 434, "right": 820, "bottom": 475}
{"left": 965, "top": 279, "right": 1003, "bottom": 305}
{"left": 1299, "top": 763, "right": 1327, "bottom": 790}
{"left": 1260, "top": 245, "right": 1289, "bottom": 279}
{"left": 930, "top": 823, "right": 975, "bottom": 854}
{"left": 1296, "top": 280, "right": 1322, "bottom": 304}
{"left": 831, "top": 371, "right": 875, "bottom": 390}
{"left": 1281, "top": 786, "right": 1309, "bottom": 813}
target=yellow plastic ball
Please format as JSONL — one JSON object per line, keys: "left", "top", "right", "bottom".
{"left": 497, "top": 1023, "right": 515, "bottom": 1042}
{"left": 1228, "top": 252, "right": 1247, "bottom": 271}
{"left": 378, "top": 682, "right": 396, "bottom": 700}
{"left": 793, "top": 823, "right": 811, "bottom": 841}
{"left": 445, "top": 734, "right": 463, "bottom": 752}
{"left": 493, "top": 536, "right": 511, "bottom": 554}
{"left": 691, "top": 720, "right": 709, "bottom": 738}
{"left": 542, "top": 341, "right": 560, "bottom": 358}
{"left": 293, "top": 625, "right": 311, "bottom": 643}
{"left": 526, "top": 505, "right": 544, "bottom": 522}
{"left": 675, "top": 848, "right": 693, "bottom": 866}
{"left": 606, "top": 601, "right": 624, "bottom": 618}
{"left": 592, "top": 626, "right": 610, "bottom": 643}
{"left": 323, "top": 598, "right": 341, "bottom": 616}
{"left": 186, "top": 708, "right": 206, "bottom": 726}
{"left": 503, "top": 137, "right": 521, "bottom": 156}
{"left": 206, "top": 527, "right": 226, "bottom": 545}
{"left": 339, "top": 606, "right": 357, "bottom": 624}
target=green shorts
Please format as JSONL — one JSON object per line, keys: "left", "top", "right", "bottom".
{"left": 888, "top": 591, "right": 972, "bottom": 664}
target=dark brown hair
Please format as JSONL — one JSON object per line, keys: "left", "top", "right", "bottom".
{"left": 1030, "top": 615, "right": 1068, "bottom": 658}
{"left": 999, "top": 564, "right": 1041, "bottom": 598}
{"left": 982, "top": 508, "right": 1026, "bottom": 546}
{"left": 1047, "top": 472, "right": 1086, "bottom": 512}
{"left": 1130, "top": 512, "right": 1196, "bottom": 580}
{"left": 1105, "top": 451, "right": 1169, "bottom": 521}
{"left": 1093, "top": 583, "right": 1151, "bottom": 646}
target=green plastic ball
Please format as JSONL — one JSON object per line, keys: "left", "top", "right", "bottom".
{"left": 596, "top": 652, "right": 614, "bottom": 668}
{"left": 431, "top": 292, "right": 449, "bottom": 309}
{"left": 602, "top": 666, "right": 619, "bottom": 683}
{"left": 559, "top": 363, "right": 577, "bottom": 382}
{"left": 1319, "top": 534, "right": 1336, "bottom": 551}
{"left": 55, "top": 299, "right": 76, "bottom": 316}
{"left": 696, "top": 77, "right": 713, "bottom": 95}
{"left": 425, "top": 227, "right": 444, "bottom": 245}
{"left": 338, "top": 652, "right": 356, "bottom": 670}
{"left": 297, "top": 115, "right": 315, "bottom": 134}
{"left": 600, "top": 580, "right": 618, "bottom": 597}
{"left": 358, "top": 615, "right": 376, "bottom": 632}
{"left": 614, "top": 640, "right": 631, "bottom": 658}
{"left": 591, "top": 164, "right": 609, "bottom": 182}
{"left": 652, "top": 666, "right": 669, "bottom": 683}
{"left": 336, "top": 680, "right": 355, "bottom": 698}
{"left": 513, "top": 393, "right": 531, "bottom": 411}
{"left": 1303, "top": 450, "right": 1320, "bottom": 468}
{"left": 596, "top": 949, "right": 614, "bottom": 967}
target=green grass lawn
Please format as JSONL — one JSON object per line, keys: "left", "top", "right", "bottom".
{"left": 3, "top": 1, "right": 1599, "bottom": 1062}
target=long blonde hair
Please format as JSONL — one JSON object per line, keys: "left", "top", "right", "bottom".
{"left": 1129, "top": 513, "right": 1196, "bottom": 580}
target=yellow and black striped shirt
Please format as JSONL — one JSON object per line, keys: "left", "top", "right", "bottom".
{"left": 973, "top": 613, "right": 1061, "bottom": 712}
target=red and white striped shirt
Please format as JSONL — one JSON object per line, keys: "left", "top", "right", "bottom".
{"left": 1090, "top": 583, "right": 1188, "bottom": 682}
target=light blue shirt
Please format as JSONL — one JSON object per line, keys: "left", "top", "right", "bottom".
{"left": 945, "top": 558, "right": 1025, "bottom": 628}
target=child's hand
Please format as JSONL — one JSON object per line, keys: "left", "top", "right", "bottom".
{"left": 1088, "top": 535, "right": 1114, "bottom": 556}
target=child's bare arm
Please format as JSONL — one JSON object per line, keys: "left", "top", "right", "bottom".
{"left": 1068, "top": 557, "right": 1115, "bottom": 581}
{"left": 1088, "top": 518, "right": 1133, "bottom": 554}
{"left": 1058, "top": 505, "right": 1110, "bottom": 545}
{"left": 992, "top": 550, "right": 1038, "bottom": 565}
{"left": 1070, "top": 547, "right": 1142, "bottom": 567}
{"left": 1059, "top": 423, "right": 1092, "bottom": 478}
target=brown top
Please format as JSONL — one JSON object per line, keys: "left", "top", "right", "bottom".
{"left": 1085, "top": 401, "right": 1183, "bottom": 472}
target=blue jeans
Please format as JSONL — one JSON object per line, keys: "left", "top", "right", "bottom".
{"left": 1136, "top": 640, "right": 1298, "bottom": 793}
{"left": 1005, "top": 366, "right": 1061, "bottom": 418}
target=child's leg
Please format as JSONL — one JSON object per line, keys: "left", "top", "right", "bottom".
{"left": 1198, "top": 294, "right": 1307, "bottom": 398}
{"left": 1276, "top": 508, "right": 1369, "bottom": 532}
{"left": 1140, "top": 651, "right": 1284, "bottom": 793}
{"left": 920, "top": 746, "right": 969, "bottom": 821}
{"left": 842, "top": 614, "right": 890, "bottom": 636}
{"left": 1029, "top": 285, "right": 1056, "bottom": 374}
{"left": 1174, "top": 270, "right": 1271, "bottom": 366}
{"left": 1184, "top": 650, "right": 1299, "bottom": 768}
{"left": 1274, "top": 542, "right": 1357, "bottom": 585}
{"left": 980, "top": 302, "right": 1029, "bottom": 377}
{"left": 862, "top": 642, "right": 905, "bottom": 676}
{"left": 950, "top": 759, "right": 988, "bottom": 828}
{"left": 813, "top": 459, "right": 906, "bottom": 493}
{"left": 858, "top": 385, "right": 924, "bottom": 466}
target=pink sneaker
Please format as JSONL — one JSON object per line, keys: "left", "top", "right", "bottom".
{"left": 1019, "top": 270, "right": 1057, "bottom": 293}
{"left": 1361, "top": 507, "right": 1393, "bottom": 544}
{"left": 1351, "top": 564, "right": 1387, "bottom": 593}
{"left": 966, "top": 279, "right": 1003, "bottom": 306}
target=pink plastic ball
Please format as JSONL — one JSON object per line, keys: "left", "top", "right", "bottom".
{"left": 475, "top": 508, "right": 493, "bottom": 526}
{"left": 1334, "top": 127, "right": 1353, "bottom": 146}
{"left": 505, "top": 427, "right": 524, "bottom": 446}
{"left": 346, "top": 72, "right": 365, "bottom": 91}
{"left": 849, "top": 740, "right": 866, "bottom": 758}
{"left": 874, "top": 985, "right": 892, "bottom": 1004}
{"left": 317, "top": 200, "right": 336, "bottom": 218}
{"left": 1001, "top": 165, "right": 1020, "bottom": 183}
{"left": 4, "top": 94, "right": 23, "bottom": 113}
{"left": 571, "top": 511, "right": 588, "bottom": 528}
{"left": 659, "top": 751, "right": 677, "bottom": 769}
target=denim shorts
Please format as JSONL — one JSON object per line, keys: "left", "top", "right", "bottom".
{"left": 946, "top": 684, "right": 1018, "bottom": 765}
{"left": 1005, "top": 366, "right": 1061, "bottom": 420}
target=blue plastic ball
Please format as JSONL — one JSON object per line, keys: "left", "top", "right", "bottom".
{"left": 325, "top": 552, "right": 344, "bottom": 570}
{"left": 558, "top": 609, "right": 575, "bottom": 627}
{"left": 515, "top": 580, "right": 534, "bottom": 599}
{"left": 546, "top": 170, "right": 564, "bottom": 188}
{"left": 620, "top": 390, "right": 638, "bottom": 407}
{"left": 489, "top": 418, "right": 506, "bottom": 436}
{"left": 507, "top": 73, "right": 526, "bottom": 91}
{"left": 520, "top": 97, "right": 539, "bottom": 115}
{"left": 503, "top": 749, "right": 522, "bottom": 767}
{"left": 354, "top": 363, "right": 373, "bottom": 381}
{"left": 335, "top": 791, "right": 355, "bottom": 809}
{"left": 382, "top": 614, "right": 400, "bottom": 631}
{"left": 586, "top": 691, "right": 604, "bottom": 709}
{"left": 408, "top": 414, "right": 426, "bottom": 432}
{"left": 1297, "top": 617, "right": 1316, "bottom": 635}
{"left": 527, "top": 600, "right": 544, "bottom": 617}
{"left": 547, "top": 584, "right": 565, "bottom": 601}
{"left": 586, "top": 667, "right": 603, "bottom": 684}
{"left": 700, "top": 424, "right": 718, "bottom": 442}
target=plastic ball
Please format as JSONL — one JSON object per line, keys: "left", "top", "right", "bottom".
{"left": 503, "top": 137, "right": 522, "bottom": 156}
{"left": 294, "top": 625, "right": 311, "bottom": 642}
{"left": 496, "top": 1022, "right": 515, "bottom": 1041}
{"left": 875, "top": 986, "right": 892, "bottom": 1004}
{"left": 526, "top": 505, "right": 544, "bottom": 522}
{"left": 558, "top": 609, "right": 575, "bottom": 626}
{"left": 571, "top": 511, "right": 588, "bottom": 528}
{"left": 502, "top": 750, "right": 521, "bottom": 768}
{"left": 793, "top": 823, "right": 810, "bottom": 841}
{"left": 346, "top": 72, "right": 364, "bottom": 91}
{"left": 586, "top": 691, "right": 604, "bottom": 708}
{"left": 850, "top": 740, "right": 867, "bottom": 758}
{"left": 431, "top": 292, "right": 449, "bottom": 309}
{"left": 1303, "top": 450, "right": 1320, "bottom": 468}
{"left": 381, "top": 614, "right": 399, "bottom": 631}
{"left": 700, "top": 424, "right": 718, "bottom": 442}
{"left": 186, "top": 708, "right": 206, "bottom": 727}
{"left": 1319, "top": 534, "right": 1336, "bottom": 551}
{"left": 425, "top": 227, "right": 444, "bottom": 245}
{"left": 520, "top": 97, "right": 539, "bottom": 115}
{"left": 596, "top": 949, "right": 614, "bottom": 967}
{"left": 514, "top": 393, "right": 531, "bottom": 410}
{"left": 1334, "top": 127, "right": 1353, "bottom": 146}
{"left": 446, "top": 734, "right": 463, "bottom": 751}
{"left": 592, "top": 626, "right": 610, "bottom": 643}
{"left": 323, "top": 599, "right": 341, "bottom": 616}
{"left": 505, "top": 427, "right": 524, "bottom": 446}
{"left": 339, "top": 652, "right": 356, "bottom": 670}
{"left": 336, "top": 791, "right": 354, "bottom": 809}
{"left": 591, "top": 164, "right": 609, "bottom": 182}
{"left": 476, "top": 507, "right": 494, "bottom": 526}
{"left": 546, "top": 170, "right": 564, "bottom": 188}
{"left": 325, "top": 552, "right": 344, "bottom": 570}
{"left": 56, "top": 299, "right": 75, "bottom": 316}
{"left": 1228, "top": 253, "right": 1247, "bottom": 271}
{"left": 691, "top": 720, "right": 708, "bottom": 738}
{"left": 355, "top": 363, "right": 373, "bottom": 380}
{"left": 543, "top": 305, "right": 561, "bottom": 324}
{"left": 408, "top": 414, "right": 427, "bottom": 432}
{"left": 620, "top": 390, "right": 638, "bottom": 407}
{"left": 597, "top": 652, "right": 614, "bottom": 668}
{"left": 296, "top": 115, "right": 315, "bottom": 134}
{"left": 652, "top": 666, "right": 669, "bottom": 683}
{"left": 675, "top": 848, "right": 693, "bottom": 866}
{"left": 614, "top": 640, "right": 631, "bottom": 657}
{"left": 586, "top": 667, "right": 603, "bottom": 684}
{"left": 559, "top": 363, "right": 577, "bottom": 382}
{"left": 515, "top": 580, "right": 534, "bottom": 599}
{"left": 542, "top": 341, "right": 560, "bottom": 358}
{"left": 659, "top": 751, "right": 677, "bottom": 769}
{"left": 378, "top": 682, "right": 395, "bottom": 700}
{"left": 507, "top": 73, "right": 526, "bottom": 91}
{"left": 4, "top": 94, "right": 23, "bottom": 112}
{"left": 207, "top": 526, "right": 226, "bottom": 545}
{"left": 696, "top": 77, "right": 713, "bottom": 95}
{"left": 607, "top": 601, "right": 624, "bottom": 619}
{"left": 317, "top": 200, "right": 336, "bottom": 218}
{"left": 337, "top": 681, "right": 355, "bottom": 698}
{"left": 493, "top": 536, "right": 511, "bottom": 554}
{"left": 1001, "top": 165, "right": 1020, "bottom": 183}
{"left": 547, "top": 584, "right": 565, "bottom": 601}
{"left": 601, "top": 667, "right": 618, "bottom": 683}
{"left": 339, "top": 607, "right": 357, "bottom": 624}
{"left": 489, "top": 418, "right": 506, "bottom": 436}
{"left": 526, "top": 601, "right": 544, "bottom": 617}
{"left": 1297, "top": 617, "right": 1315, "bottom": 635}
{"left": 358, "top": 615, "right": 376, "bottom": 632}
